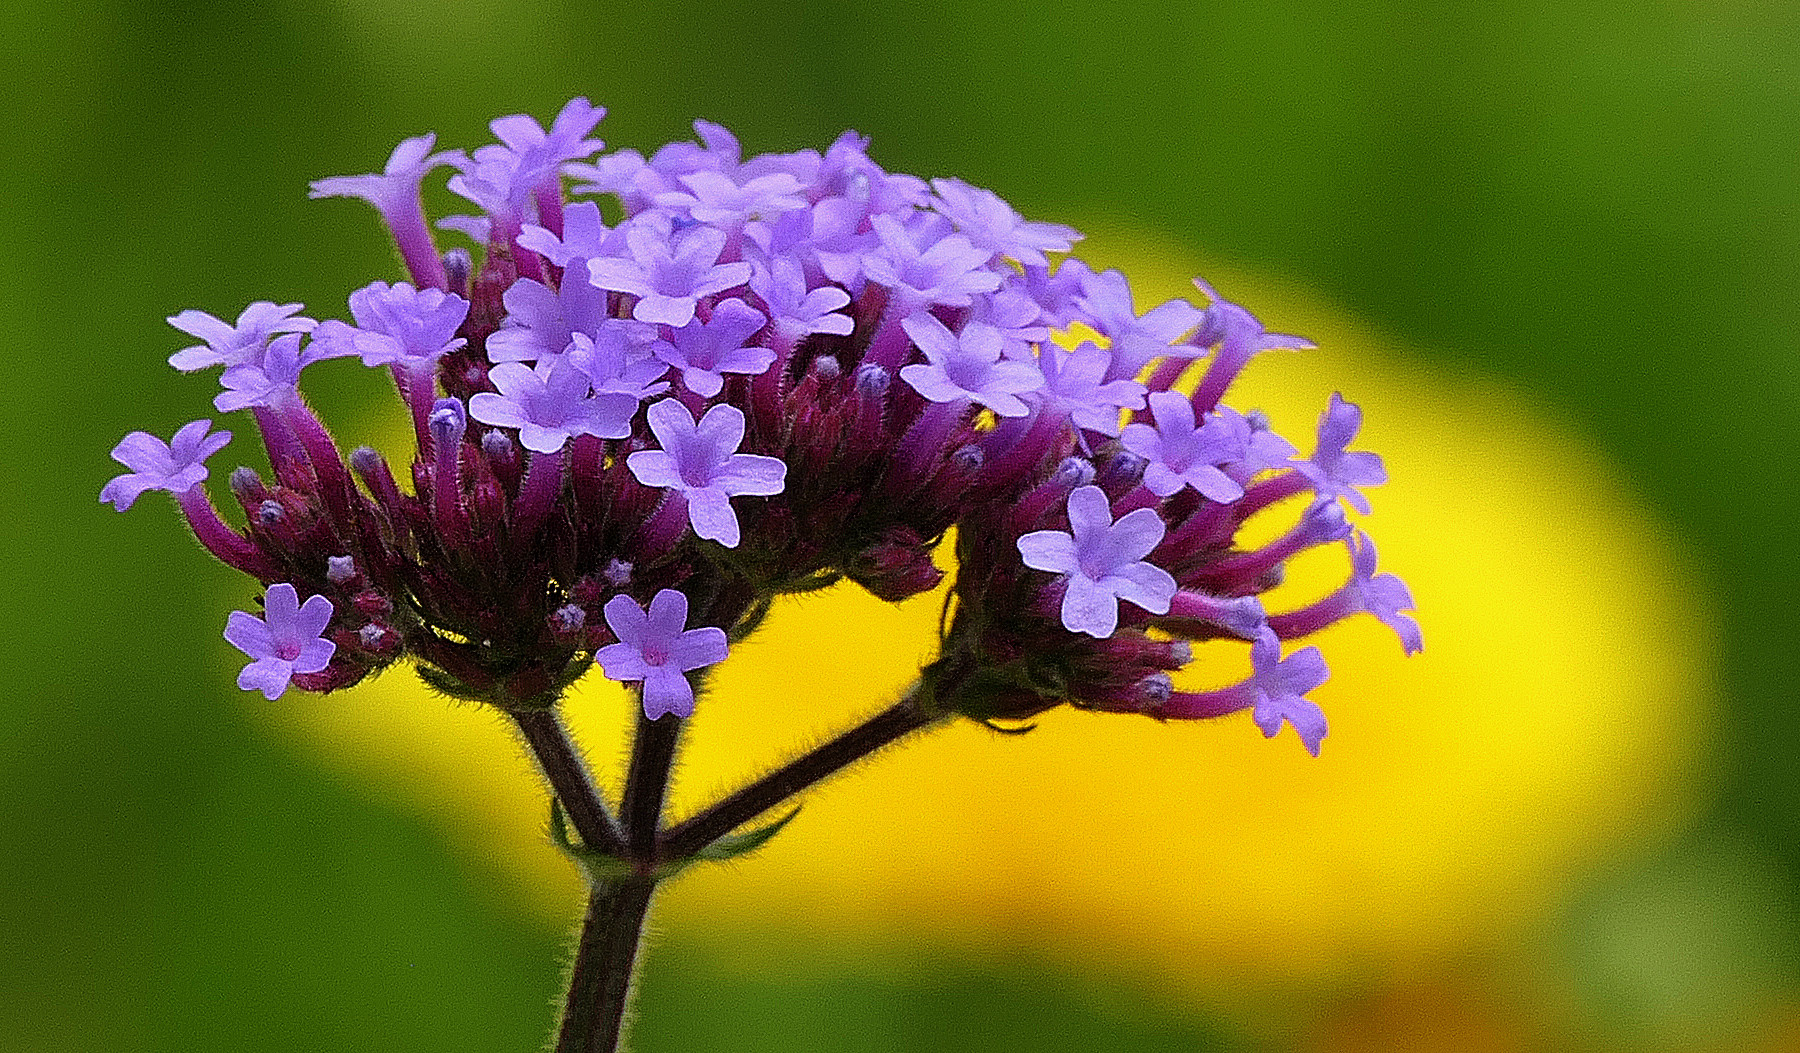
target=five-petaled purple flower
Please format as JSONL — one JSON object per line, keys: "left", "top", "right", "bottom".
{"left": 1121, "top": 391, "right": 1244, "bottom": 502}
{"left": 100, "top": 419, "right": 232, "bottom": 511}
{"left": 627, "top": 400, "right": 786, "bottom": 548}
{"left": 586, "top": 223, "right": 751, "bottom": 327}
{"left": 167, "top": 302, "right": 316, "bottom": 373}
{"left": 224, "top": 583, "right": 337, "bottom": 701}
{"left": 899, "top": 315, "right": 1042, "bottom": 417}
{"left": 1016, "top": 485, "right": 1178, "bottom": 638}
{"left": 1297, "top": 392, "right": 1388, "bottom": 514}
{"left": 595, "top": 588, "right": 729, "bottom": 719}
{"left": 470, "top": 358, "right": 638, "bottom": 453}
{"left": 1155, "top": 629, "right": 1331, "bottom": 756}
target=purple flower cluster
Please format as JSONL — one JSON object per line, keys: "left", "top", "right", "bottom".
{"left": 103, "top": 99, "right": 1415, "bottom": 750}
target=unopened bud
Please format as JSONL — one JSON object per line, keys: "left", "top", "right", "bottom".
{"left": 854, "top": 363, "right": 890, "bottom": 398}
{"left": 229, "top": 466, "right": 265, "bottom": 504}
{"left": 810, "top": 355, "right": 842, "bottom": 381}
{"left": 429, "top": 397, "right": 467, "bottom": 449}
{"left": 1136, "top": 673, "right": 1174, "bottom": 707}
{"left": 1051, "top": 456, "right": 1095, "bottom": 489}
{"left": 326, "top": 555, "right": 356, "bottom": 584}
{"left": 443, "top": 248, "right": 472, "bottom": 297}
{"left": 349, "top": 446, "right": 386, "bottom": 476}
{"left": 550, "top": 604, "right": 587, "bottom": 633}
{"left": 481, "top": 428, "right": 515, "bottom": 463}
{"left": 602, "top": 558, "right": 633, "bottom": 586}
{"left": 257, "top": 500, "right": 284, "bottom": 525}
{"left": 950, "top": 444, "right": 984, "bottom": 472}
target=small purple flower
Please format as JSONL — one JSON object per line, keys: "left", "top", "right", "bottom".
{"left": 898, "top": 315, "right": 1043, "bottom": 417}
{"left": 747, "top": 257, "right": 854, "bottom": 344}
{"left": 309, "top": 133, "right": 464, "bottom": 226}
{"left": 100, "top": 419, "right": 232, "bottom": 511}
{"left": 224, "top": 583, "right": 337, "bottom": 701}
{"left": 1031, "top": 341, "right": 1146, "bottom": 436}
{"left": 167, "top": 302, "right": 317, "bottom": 373}
{"left": 1244, "top": 630, "right": 1331, "bottom": 756}
{"left": 489, "top": 97, "right": 608, "bottom": 180}
{"left": 1074, "top": 269, "right": 1205, "bottom": 381}
{"left": 215, "top": 332, "right": 352, "bottom": 413}
{"left": 566, "top": 325, "right": 671, "bottom": 401}
{"left": 928, "top": 176, "right": 1080, "bottom": 267}
{"left": 595, "top": 588, "right": 729, "bottom": 719}
{"left": 1154, "top": 629, "right": 1331, "bottom": 756}
{"left": 1120, "top": 392, "right": 1244, "bottom": 502}
{"left": 1267, "top": 532, "right": 1422, "bottom": 655}
{"left": 516, "top": 200, "right": 621, "bottom": 267}
{"left": 484, "top": 273, "right": 612, "bottom": 364}
{"left": 655, "top": 169, "right": 808, "bottom": 228}
{"left": 1016, "top": 485, "right": 1177, "bottom": 638}
{"left": 309, "top": 134, "right": 464, "bottom": 288}
{"left": 586, "top": 223, "right": 752, "bottom": 327}
{"left": 861, "top": 213, "right": 1003, "bottom": 313}
{"left": 626, "top": 400, "right": 787, "bottom": 548}
{"left": 1296, "top": 392, "right": 1388, "bottom": 515}
{"left": 652, "top": 298, "right": 775, "bottom": 397}
{"left": 314, "top": 282, "right": 469, "bottom": 367}
{"left": 469, "top": 358, "right": 637, "bottom": 453}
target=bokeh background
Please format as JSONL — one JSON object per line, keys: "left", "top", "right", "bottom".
{"left": 6, "top": 0, "right": 1798, "bottom": 1049}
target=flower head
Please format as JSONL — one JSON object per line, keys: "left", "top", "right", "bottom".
{"left": 106, "top": 98, "right": 1412, "bottom": 747}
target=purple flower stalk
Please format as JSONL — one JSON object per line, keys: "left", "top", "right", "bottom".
{"left": 107, "top": 100, "right": 1420, "bottom": 1053}
{"left": 595, "top": 589, "right": 729, "bottom": 719}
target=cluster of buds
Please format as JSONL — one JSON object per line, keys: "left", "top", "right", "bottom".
{"left": 102, "top": 98, "right": 1417, "bottom": 753}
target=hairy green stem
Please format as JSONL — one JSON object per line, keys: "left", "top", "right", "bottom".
{"left": 553, "top": 876, "right": 657, "bottom": 1053}
{"left": 512, "top": 708, "right": 626, "bottom": 857}
{"left": 660, "top": 692, "right": 939, "bottom": 859}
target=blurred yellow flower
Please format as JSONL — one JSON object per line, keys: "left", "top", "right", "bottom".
{"left": 252, "top": 228, "right": 1715, "bottom": 1016}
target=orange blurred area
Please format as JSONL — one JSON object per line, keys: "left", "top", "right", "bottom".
{"left": 251, "top": 231, "right": 1722, "bottom": 1042}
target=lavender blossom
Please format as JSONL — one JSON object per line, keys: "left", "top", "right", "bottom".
{"left": 315, "top": 281, "right": 469, "bottom": 367}
{"left": 1156, "top": 630, "right": 1330, "bottom": 755}
{"left": 652, "top": 298, "right": 775, "bottom": 397}
{"left": 586, "top": 223, "right": 751, "bottom": 327}
{"left": 100, "top": 419, "right": 231, "bottom": 511}
{"left": 167, "top": 302, "right": 316, "bottom": 373}
{"left": 1120, "top": 392, "right": 1244, "bottom": 502}
{"left": 929, "top": 177, "right": 1080, "bottom": 267}
{"left": 595, "top": 588, "right": 729, "bottom": 719}
{"left": 1268, "top": 532, "right": 1422, "bottom": 654}
{"left": 470, "top": 358, "right": 636, "bottom": 453}
{"left": 626, "top": 400, "right": 786, "bottom": 548}
{"left": 898, "top": 315, "right": 1042, "bottom": 417}
{"left": 484, "top": 273, "right": 613, "bottom": 364}
{"left": 309, "top": 134, "right": 463, "bottom": 289}
{"left": 1296, "top": 392, "right": 1388, "bottom": 515}
{"left": 223, "top": 583, "right": 337, "bottom": 701}
{"left": 214, "top": 332, "right": 352, "bottom": 413}
{"left": 1016, "top": 485, "right": 1177, "bottom": 638}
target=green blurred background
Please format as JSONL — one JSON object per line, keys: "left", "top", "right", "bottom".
{"left": 7, "top": 0, "right": 1799, "bottom": 1049}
